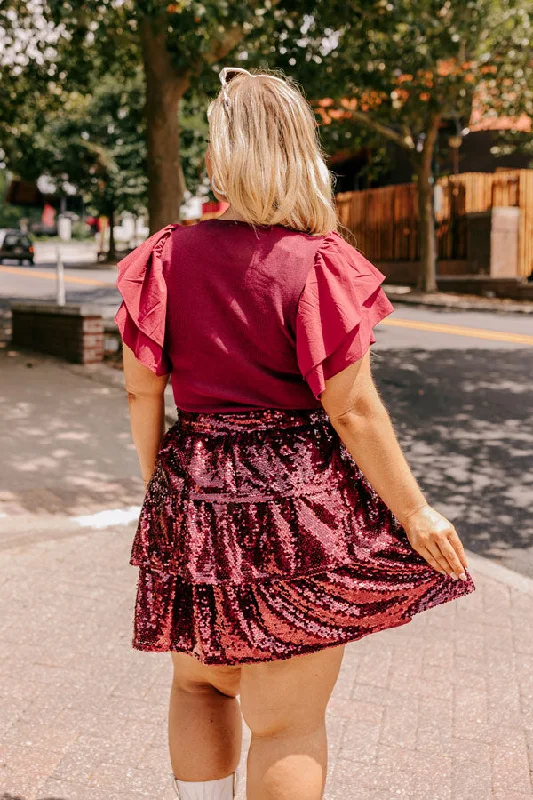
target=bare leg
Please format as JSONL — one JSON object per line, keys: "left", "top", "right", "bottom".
{"left": 240, "top": 644, "right": 345, "bottom": 800}
{"left": 168, "top": 652, "right": 243, "bottom": 781}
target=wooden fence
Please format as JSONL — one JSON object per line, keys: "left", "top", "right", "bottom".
{"left": 335, "top": 169, "right": 533, "bottom": 278}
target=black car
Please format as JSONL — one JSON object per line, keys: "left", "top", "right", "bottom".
{"left": 0, "top": 229, "right": 35, "bottom": 265}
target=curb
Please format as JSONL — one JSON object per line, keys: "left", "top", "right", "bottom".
{"left": 464, "top": 549, "right": 533, "bottom": 595}
{"left": 1, "top": 510, "right": 532, "bottom": 595}
{"left": 384, "top": 289, "right": 533, "bottom": 315}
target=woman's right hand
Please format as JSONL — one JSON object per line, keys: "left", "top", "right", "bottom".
{"left": 401, "top": 505, "right": 469, "bottom": 580}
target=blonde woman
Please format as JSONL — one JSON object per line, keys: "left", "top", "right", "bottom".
{"left": 115, "top": 67, "right": 475, "bottom": 800}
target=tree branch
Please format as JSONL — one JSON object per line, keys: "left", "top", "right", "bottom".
{"left": 200, "top": 0, "right": 283, "bottom": 71}
{"left": 203, "top": 23, "right": 246, "bottom": 67}
{"left": 345, "top": 108, "right": 416, "bottom": 150}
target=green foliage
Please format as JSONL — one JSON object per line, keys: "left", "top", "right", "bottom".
{"left": 70, "top": 220, "right": 93, "bottom": 239}
{"left": 2, "top": 0, "right": 531, "bottom": 224}
{"left": 179, "top": 91, "right": 211, "bottom": 197}
{"left": 27, "top": 71, "right": 148, "bottom": 217}
{"left": 0, "top": 170, "right": 26, "bottom": 228}
{"left": 0, "top": 3, "right": 63, "bottom": 176}
{"left": 2, "top": 1, "right": 331, "bottom": 217}
{"left": 491, "top": 130, "right": 533, "bottom": 167}
{"left": 41, "top": 1, "right": 308, "bottom": 89}
{"left": 285, "top": 0, "right": 533, "bottom": 166}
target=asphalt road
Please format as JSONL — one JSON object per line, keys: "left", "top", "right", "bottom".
{"left": 0, "top": 241, "right": 119, "bottom": 318}
{"left": 371, "top": 308, "right": 533, "bottom": 577}
{"left": 372, "top": 345, "right": 533, "bottom": 578}
{"left": 1, "top": 244, "right": 532, "bottom": 578}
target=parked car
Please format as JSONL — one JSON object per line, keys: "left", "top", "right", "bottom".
{"left": 0, "top": 229, "right": 35, "bottom": 265}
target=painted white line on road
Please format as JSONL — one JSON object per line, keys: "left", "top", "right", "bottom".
{"left": 72, "top": 506, "right": 141, "bottom": 528}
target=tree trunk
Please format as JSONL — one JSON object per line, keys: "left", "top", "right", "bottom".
{"left": 415, "top": 116, "right": 441, "bottom": 293}
{"left": 140, "top": 16, "right": 189, "bottom": 234}
{"left": 416, "top": 159, "right": 436, "bottom": 292}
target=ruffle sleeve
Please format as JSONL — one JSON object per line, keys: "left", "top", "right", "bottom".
{"left": 114, "top": 223, "right": 180, "bottom": 376}
{"left": 296, "top": 231, "right": 394, "bottom": 399}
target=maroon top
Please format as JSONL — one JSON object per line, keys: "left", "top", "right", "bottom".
{"left": 114, "top": 219, "right": 394, "bottom": 412}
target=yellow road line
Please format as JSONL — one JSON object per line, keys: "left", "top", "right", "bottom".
{"left": 381, "top": 317, "right": 533, "bottom": 345}
{"left": 2, "top": 264, "right": 532, "bottom": 346}
{"left": 0, "top": 265, "right": 110, "bottom": 287}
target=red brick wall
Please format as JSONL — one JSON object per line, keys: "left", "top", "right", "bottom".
{"left": 11, "top": 309, "right": 104, "bottom": 364}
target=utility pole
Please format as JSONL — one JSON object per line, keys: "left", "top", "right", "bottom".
{"left": 56, "top": 246, "right": 65, "bottom": 306}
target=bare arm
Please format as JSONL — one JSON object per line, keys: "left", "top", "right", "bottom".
{"left": 122, "top": 342, "right": 170, "bottom": 488}
{"left": 320, "top": 350, "right": 469, "bottom": 580}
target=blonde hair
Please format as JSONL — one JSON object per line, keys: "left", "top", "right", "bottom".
{"left": 206, "top": 67, "right": 339, "bottom": 236}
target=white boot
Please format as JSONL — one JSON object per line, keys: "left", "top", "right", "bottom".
{"left": 172, "top": 771, "right": 236, "bottom": 799}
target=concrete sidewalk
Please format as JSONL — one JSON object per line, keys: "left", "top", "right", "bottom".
{"left": 1, "top": 346, "right": 533, "bottom": 799}
{"left": 383, "top": 285, "right": 533, "bottom": 315}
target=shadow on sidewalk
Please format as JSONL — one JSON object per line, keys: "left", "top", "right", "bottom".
{"left": 0, "top": 346, "right": 143, "bottom": 518}
{"left": 2, "top": 795, "right": 65, "bottom": 800}
{"left": 374, "top": 347, "right": 533, "bottom": 576}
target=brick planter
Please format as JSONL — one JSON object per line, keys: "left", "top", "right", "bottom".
{"left": 10, "top": 302, "right": 104, "bottom": 364}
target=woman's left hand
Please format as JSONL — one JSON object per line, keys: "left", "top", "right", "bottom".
{"left": 402, "top": 505, "right": 469, "bottom": 580}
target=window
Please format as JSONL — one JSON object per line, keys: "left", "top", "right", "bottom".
{"left": 4, "top": 234, "right": 22, "bottom": 246}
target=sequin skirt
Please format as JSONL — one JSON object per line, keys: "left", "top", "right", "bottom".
{"left": 130, "top": 406, "right": 476, "bottom": 665}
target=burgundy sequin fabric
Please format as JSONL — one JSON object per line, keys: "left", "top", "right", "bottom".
{"left": 131, "top": 407, "right": 476, "bottom": 665}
